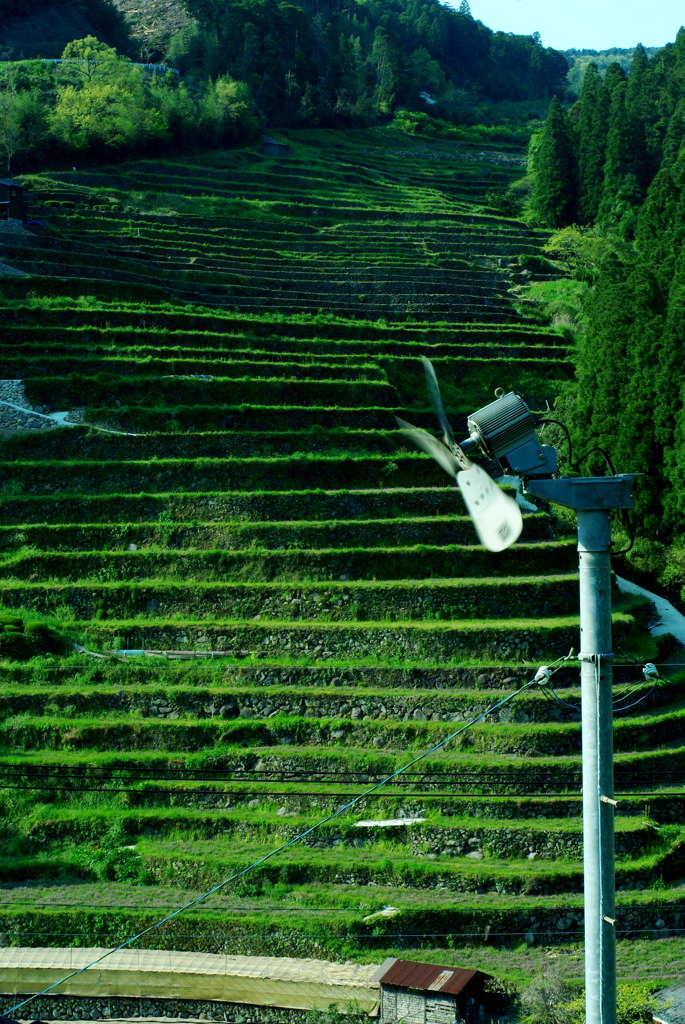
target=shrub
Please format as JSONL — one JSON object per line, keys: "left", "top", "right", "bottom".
{"left": 519, "top": 968, "right": 660, "bottom": 1024}
{"left": 0, "top": 615, "right": 23, "bottom": 629}
{"left": 303, "top": 1003, "right": 368, "bottom": 1024}
{"left": 0, "top": 614, "right": 67, "bottom": 660}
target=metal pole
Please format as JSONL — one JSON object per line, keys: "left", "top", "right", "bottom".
{"left": 578, "top": 509, "right": 616, "bottom": 1024}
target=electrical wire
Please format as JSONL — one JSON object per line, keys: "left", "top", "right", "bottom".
{"left": 611, "top": 507, "right": 636, "bottom": 555}
{"left": 534, "top": 663, "right": 663, "bottom": 716}
{"left": 612, "top": 679, "right": 648, "bottom": 701}
{"left": 537, "top": 418, "right": 635, "bottom": 553}
{"left": 538, "top": 419, "right": 617, "bottom": 475}
{"left": 611, "top": 684, "right": 657, "bottom": 714}
{"left": 0, "top": 654, "right": 573, "bottom": 1018}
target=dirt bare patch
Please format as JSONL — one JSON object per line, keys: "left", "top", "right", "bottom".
{"left": 110, "top": 0, "right": 193, "bottom": 55}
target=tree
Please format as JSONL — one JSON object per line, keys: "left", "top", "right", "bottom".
{"left": 576, "top": 62, "right": 609, "bottom": 222}
{"left": 0, "top": 90, "right": 48, "bottom": 174}
{"left": 147, "top": 77, "right": 198, "bottom": 145}
{"left": 197, "top": 77, "right": 259, "bottom": 146}
{"left": 607, "top": 259, "right": 664, "bottom": 534}
{"left": 519, "top": 967, "right": 659, "bottom": 1023}
{"left": 626, "top": 44, "right": 650, "bottom": 110}
{"left": 570, "top": 252, "right": 636, "bottom": 467}
{"left": 58, "top": 35, "right": 134, "bottom": 85}
{"left": 532, "top": 97, "right": 578, "bottom": 226}
{"left": 598, "top": 79, "right": 649, "bottom": 226}
{"left": 167, "top": 25, "right": 222, "bottom": 79}
{"left": 370, "top": 26, "right": 399, "bottom": 115}
{"left": 406, "top": 45, "right": 447, "bottom": 99}
{"left": 603, "top": 60, "right": 626, "bottom": 97}
{"left": 178, "top": 0, "right": 227, "bottom": 35}
{"left": 53, "top": 80, "right": 167, "bottom": 151}
{"left": 0, "top": 92, "right": 25, "bottom": 175}
{"left": 661, "top": 96, "right": 685, "bottom": 165}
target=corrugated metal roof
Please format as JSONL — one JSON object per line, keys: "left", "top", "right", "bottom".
{"left": 379, "top": 959, "right": 492, "bottom": 996}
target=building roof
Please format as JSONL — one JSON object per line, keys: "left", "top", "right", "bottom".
{"left": 378, "top": 959, "right": 492, "bottom": 996}
{"left": 654, "top": 981, "right": 685, "bottom": 1024}
{"left": 0, "top": 180, "right": 23, "bottom": 189}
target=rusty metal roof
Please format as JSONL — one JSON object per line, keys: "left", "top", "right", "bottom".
{"left": 378, "top": 959, "right": 492, "bottom": 996}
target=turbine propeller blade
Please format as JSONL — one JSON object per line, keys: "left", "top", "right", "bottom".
{"left": 396, "top": 417, "right": 460, "bottom": 479}
{"left": 421, "top": 355, "right": 455, "bottom": 445}
{"left": 457, "top": 463, "right": 523, "bottom": 552}
{"left": 399, "top": 358, "right": 524, "bottom": 551}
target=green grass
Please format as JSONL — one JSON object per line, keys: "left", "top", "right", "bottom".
{"left": 0, "top": 127, "right": 678, "bottom": 959}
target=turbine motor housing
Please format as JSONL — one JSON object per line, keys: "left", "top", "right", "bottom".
{"left": 462, "top": 392, "right": 557, "bottom": 477}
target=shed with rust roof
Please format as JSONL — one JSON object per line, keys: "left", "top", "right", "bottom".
{"left": 378, "top": 958, "right": 493, "bottom": 1024}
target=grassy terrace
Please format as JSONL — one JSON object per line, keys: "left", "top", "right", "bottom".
{"left": 0, "top": 127, "right": 682, "bottom": 974}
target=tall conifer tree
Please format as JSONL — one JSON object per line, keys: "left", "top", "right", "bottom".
{"left": 577, "top": 62, "right": 609, "bottom": 223}
{"left": 598, "top": 79, "right": 645, "bottom": 226}
{"left": 571, "top": 253, "right": 635, "bottom": 467}
{"left": 532, "top": 97, "right": 578, "bottom": 226}
{"left": 626, "top": 43, "right": 651, "bottom": 121}
{"left": 603, "top": 61, "right": 626, "bottom": 97}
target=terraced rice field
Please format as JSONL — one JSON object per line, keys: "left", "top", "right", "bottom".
{"left": 0, "top": 128, "right": 683, "bottom": 974}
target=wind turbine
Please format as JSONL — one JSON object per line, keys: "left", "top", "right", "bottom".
{"left": 397, "top": 356, "right": 557, "bottom": 551}
{"left": 399, "top": 357, "right": 638, "bottom": 1024}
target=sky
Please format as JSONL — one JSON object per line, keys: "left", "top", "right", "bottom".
{"left": 460, "top": 0, "right": 685, "bottom": 51}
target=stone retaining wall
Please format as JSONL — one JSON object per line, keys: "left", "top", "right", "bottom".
{"left": 7, "top": 686, "right": 575, "bottom": 724}
{"left": 1, "top": 993, "right": 308, "bottom": 1022}
{"left": 0, "top": 380, "right": 53, "bottom": 432}
{"left": 79, "top": 622, "right": 582, "bottom": 663}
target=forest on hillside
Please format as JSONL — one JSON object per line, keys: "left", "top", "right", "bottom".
{"left": 564, "top": 46, "right": 661, "bottom": 96}
{"left": 525, "top": 32, "right": 685, "bottom": 600}
{"left": 0, "top": 0, "right": 570, "bottom": 174}
{"left": 170, "top": 0, "right": 568, "bottom": 122}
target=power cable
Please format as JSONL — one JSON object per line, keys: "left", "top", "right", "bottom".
{"left": 0, "top": 652, "right": 573, "bottom": 1018}
{"left": 538, "top": 419, "right": 617, "bottom": 477}
{"left": 538, "top": 418, "right": 635, "bottom": 553}
{"left": 533, "top": 662, "right": 664, "bottom": 716}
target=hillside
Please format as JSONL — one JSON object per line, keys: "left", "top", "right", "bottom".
{"left": 564, "top": 46, "right": 662, "bottom": 95}
{"left": 0, "top": 0, "right": 130, "bottom": 59}
{"left": 0, "top": 128, "right": 683, "bottom": 987}
{"left": 0, "top": 0, "right": 569, "bottom": 140}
